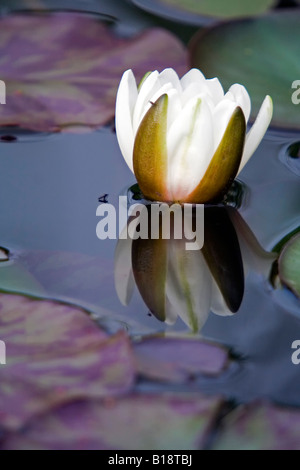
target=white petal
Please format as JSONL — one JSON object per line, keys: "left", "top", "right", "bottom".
{"left": 212, "top": 99, "right": 237, "bottom": 153}
{"left": 167, "top": 96, "right": 214, "bottom": 200}
{"left": 145, "top": 84, "right": 180, "bottom": 131}
{"left": 115, "top": 69, "right": 138, "bottom": 172}
{"left": 181, "top": 82, "right": 214, "bottom": 110}
{"left": 165, "top": 241, "right": 212, "bottom": 332}
{"left": 132, "top": 70, "right": 160, "bottom": 133}
{"left": 227, "top": 84, "right": 251, "bottom": 123}
{"left": 180, "top": 68, "right": 206, "bottom": 90}
{"left": 166, "top": 89, "right": 182, "bottom": 130}
{"left": 114, "top": 229, "right": 135, "bottom": 306}
{"left": 238, "top": 95, "right": 273, "bottom": 174}
{"left": 211, "top": 278, "right": 235, "bottom": 317}
{"left": 223, "top": 90, "right": 235, "bottom": 102}
{"left": 205, "top": 77, "right": 224, "bottom": 105}
{"left": 158, "top": 68, "right": 182, "bottom": 93}
{"left": 133, "top": 82, "right": 176, "bottom": 135}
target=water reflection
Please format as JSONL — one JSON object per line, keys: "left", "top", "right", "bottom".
{"left": 115, "top": 205, "right": 276, "bottom": 333}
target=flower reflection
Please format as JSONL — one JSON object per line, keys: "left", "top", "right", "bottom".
{"left": 114, "top": 205, "right": 276, "bottom": 333}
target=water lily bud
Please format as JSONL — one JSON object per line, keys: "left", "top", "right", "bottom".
{"left": 115, "top": 68, "right": 273, "bottom": 203}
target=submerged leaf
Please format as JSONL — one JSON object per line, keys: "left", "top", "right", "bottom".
{"left": 0, "top": 13, "right": 187, "bottom": 132}
{"left": 134, "top": 336, "right": 229, "bottom": 382}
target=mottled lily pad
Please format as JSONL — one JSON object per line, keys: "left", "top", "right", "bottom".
{"left": 190, "top": 11, "right": 300, "bottom": 130}
{"left": 0, "top": 394, "right": 223, "bottom": 450}
{"left": 134, "top": 336, "right": 229, "bottom": 382}
{"left": 278, "top": 233, "right": 300, "bottom": 298}
{"left": 131, "top": 0, "right": 275, "bottom": 25}
{"left": 213, "top": 402, "right": 300, "bottom": 450}
{"left": 0, "top": 12, "right": 186, "bottom": 132}
{"left": 0, "top": 292, "right": 135, "bottom": 430}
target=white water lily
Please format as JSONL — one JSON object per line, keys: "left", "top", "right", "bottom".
{"left": 115, "top": 68, "right": 273, "bottom": 203}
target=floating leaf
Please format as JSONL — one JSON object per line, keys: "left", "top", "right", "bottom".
{"left": 190, "top": 11, "right": 300, "bottom": 130}
{"left": 0, "top": 293, "right": 135, "bottom": 430}
{"left": 134, "top": 336, "right": 229, "bottom": 382}
{"left": 278, "top": 233, "right": 300, "bottom": 298}
{"left": 0, "top": 12, "right": 187, "bottom": 132}
{"left": 131, "top": 0, "right": 275, "bottom": 25}
{"left": 213, "top": 402, "right": 300, "bottom": 450}
{"left": 0, "top": 394, "right": 223, "bottom": 450}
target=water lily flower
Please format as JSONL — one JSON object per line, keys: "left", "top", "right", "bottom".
{"left": 115, "top": 68, "right": 273, "bottom": 203}
{"left": 114, "top": 206, "right": 276, "bottom": 333}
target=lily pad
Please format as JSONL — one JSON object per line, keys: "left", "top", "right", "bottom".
{"left": 278, "top": 233, "right": 300, "bottom": 298}
{"left": 134, "top": 336, "right": 229, "bottom": 382}
{"left": 0, "top": 292, "right": 135, "bottom": 430}
{"left": 0, "top": 394, "right": 224, "bottom": 450}
{"left": 213, "top": 402, "right": 300, "bottom": 450}
{"left": 190, "top": 11, "right": 300, "bottom": 130}
{"left": 0, "top": 12, "right": 187, "bottom": 132}
{"left": 131, "top": 0, "right": 275, "bottom": 25}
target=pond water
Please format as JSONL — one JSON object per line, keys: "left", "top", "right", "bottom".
{"left": 0, "top": 122, "right": 299, "bottom": 407}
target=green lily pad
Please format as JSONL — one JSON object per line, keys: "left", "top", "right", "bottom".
{"left": 278, "top": 233, "right": 300, "bottom": 298}
{"left": 190, "top": 11, "right": 300, "bottom": 130}
{"left": 131, "top": 0, "right": 275, "bottom": 25}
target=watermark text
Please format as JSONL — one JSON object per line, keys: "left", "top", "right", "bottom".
{"left": 291, "top": 80, "right": 300, "bottom": 105}
{"left": 0, "top": 340, "right": 6, "bottom": 365}
{"left": 96, "top": 197, "right": 204, "bottom": 251}
{"left": 291, "top": 340, "right": 300, "bottom": 365}
{"left": 0, "top": 80, "right": 6, "bottom": 104}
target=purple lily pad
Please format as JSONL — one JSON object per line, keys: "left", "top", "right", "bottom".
{"left": 134, "top": 336, "right": 229, "bottom": 382}
{"left": 213, "top": 402, "right": 300, "bottom": 450}
{"left": 17, "top": 249, "right": 112, "bottom": 300}
{"left": 0, "top": 293, "right": 135, "bottom": 430}
{"left": 0, "top": 394, "right": 223, "bottom": 450}
{"left": 0, "top": 12, "right": 187, "bottom": 133}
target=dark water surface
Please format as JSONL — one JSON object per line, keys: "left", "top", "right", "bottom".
{"left": 0, "top": 124, "right": 300, "bottom": 406}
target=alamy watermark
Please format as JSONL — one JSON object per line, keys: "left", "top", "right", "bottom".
{"left": 291, "top": 340, "right": 300, "bottom": 365}
{"left": 0, "top": 80, "right": 6, "bottom": 104}
{"left": 0, "top": 340, "right": 6, "bottom": 365}
{"left": 96, "top": 196, "right": 204, "bottom": 250}
{"left": 291, "top": 80, "right": 300, "bottom": 105}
